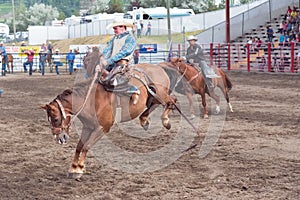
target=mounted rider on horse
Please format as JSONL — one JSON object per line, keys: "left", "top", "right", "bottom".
{"left": 97, "top": 19, "right": 140, "bottom": 105}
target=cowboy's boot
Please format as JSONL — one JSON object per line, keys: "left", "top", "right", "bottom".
{"left": 128, "top": 86, "right": 140, "bottom": 105}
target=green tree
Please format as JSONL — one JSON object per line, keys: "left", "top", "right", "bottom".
{"left": 26, "top": 3, "right": 59, "bottom": 26}
{"left": 89, "top": 0, "right": 110, "bottom": 14}
{"left": 140, "top": 0, "right": 166, "bottom": 8}
{"left": 106, "top": 0, "right": 124, "bottom": 13}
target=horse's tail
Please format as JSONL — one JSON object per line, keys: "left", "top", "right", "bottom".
{"left": 224, "top": 73, "right": 233, "bottom": 91}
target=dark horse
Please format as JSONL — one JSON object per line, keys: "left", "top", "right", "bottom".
{"left": 161, "top": 58, "right": 233, "bottom": 118}
{"left": 41, "top": 51, "right": 175, "bottom": 179}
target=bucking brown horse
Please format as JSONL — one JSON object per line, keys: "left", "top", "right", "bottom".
{"left": 162, "top": 57, "right": 233, "bottom": 119}
{"left": 41, "top": 50, "right": 175, "bottom": 179}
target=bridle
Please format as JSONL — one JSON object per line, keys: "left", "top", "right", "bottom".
{"left": 175, "top": 60, "right": 199, "bottom": 84}
{"left": 48, "top": 98, "right": 72, "bottom": 134}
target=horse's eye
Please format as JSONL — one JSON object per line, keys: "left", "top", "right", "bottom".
{"left": 54, "top": 118, "right": 59, "bottom": 123}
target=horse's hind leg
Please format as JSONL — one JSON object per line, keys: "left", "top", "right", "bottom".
{"left": 209, "top": 91, "right": 221, "bottom": 114}
{"left": 161, "top": 101, "right": 174, "bottom": 130}
{"left": 220, "top": 86, "right": 233, "bottom": 113}
{"left": 139, "top": 104, "right": 159, "bottom": 130}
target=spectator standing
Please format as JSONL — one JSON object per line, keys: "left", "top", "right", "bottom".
{"left": 52, "top": 49, "right": 62, "bottom": 75}
{"left": 244, "top": 36, "right": 254, "bottom": 53}
{"left": 267, "top": 26, "right": 274, "bottom": 42}
{"left": 39, "top": 49, "right": 47, "bottom": 76}
{"left": 40, "top": 43, "right": 47, "bottom": 52}
{"left": 140, "top": 20, "right": 144, "bottom": 34}
{"left": 47, "top": 41, "right": 53, "bottom": 54}
{"left": 278, "top": 20, "right": 287, "bottom": 34}
{"left": 136, "top": 21, "right": 142, "bottom": 38}
{"left": 132, "top": 22, "right": 136, "bottom": 35}
{"left": 66, "top": 49, "right": 75, "bottom": 75}
{"left": 0, "top": 41, "right": 7, "bottom": 76}
{"left": 47, "top": 41, "right": 53, "bottom": 62}
{"left": 23, "top": 48, "right": 35, "bottom": 75}
{"left": 21, "top": 41, "right": 26, "bottom": 46}
{"left": 145, "top": 21, "right": 151, "bottom": 36}
{"left": 133, "top": 49, "right": 139, "bottom": 64}
{"left": 279, "top": 32, "right": 287, "bottom": 46}
{"left": 254, "top": 37, "right": 262, "bottom": 52}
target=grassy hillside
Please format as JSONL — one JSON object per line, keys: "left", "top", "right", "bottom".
{"left": 50, "top": 30, "right": 203, "bottom": 53}
{"left": 0, "top": 3, "right": 12, "bottom": 22}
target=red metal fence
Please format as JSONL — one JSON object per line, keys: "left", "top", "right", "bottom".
{"left": 198, "top": 42, "right": 300, "bottom": 73}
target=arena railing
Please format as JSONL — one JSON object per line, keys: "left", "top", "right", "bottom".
{"left": 197, "top": 42, "right": 299, "bottom": 73}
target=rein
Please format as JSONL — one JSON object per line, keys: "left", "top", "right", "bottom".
{"left": 71, "top": 65, "right": 100, "bottom": 121}
{"left": 180, "top": 63, "right": 199, "bottom": 84}
{"left": 170, "top": 64, "right": 187, "bottom": 93}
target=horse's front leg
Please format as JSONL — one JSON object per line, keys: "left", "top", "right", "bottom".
{"left": 68, "top": 139, "right": 84, "bottom": 179}
{"left": 68, "top": 126, "right": 106, "bottom": 179}
{"left": 200, "top": 90, "right": 209, "bottom": 119}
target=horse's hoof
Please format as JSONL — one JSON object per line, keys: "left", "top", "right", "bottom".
{"left": 142, "top": 121, "right": 150, "bottom": 130}
{"left": 68, "top": 172, "right": 83, "bottom": 179}
{"left": 164, "top": 122, "right": 171, "bottom": 130}
{"left": 190, "top": 114, "right": 196, "bottom": 119}
{"left": 204, "top": 114, "right": 209, "bottom": 119}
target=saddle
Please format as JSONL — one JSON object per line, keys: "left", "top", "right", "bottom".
{"left": 98, "top": 61, "right": 157, "bottom": 108}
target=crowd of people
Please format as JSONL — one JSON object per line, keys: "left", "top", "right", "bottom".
{"left": 244, "top": 6, "right": 300, "bottom": 53}
{"left": 0, "top": 40, "right": 82, "bottom": 76}
{"left": 132, "top": 20, "right": 151, "bottom": 38}
{"left": 241, "top": 5, "right": 300, "bottom": 72}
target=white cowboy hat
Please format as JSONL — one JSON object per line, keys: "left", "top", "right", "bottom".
{"left": 107, "top": 19, "right": 133, "bottom": 29}
{"left": 187, "top": 35, "right": 198, "bottom": 41}
{"left": 40, "top": 49, "right": 44, "bottom": 52}
{"left": 55, "top": 49, "right": 59, "bottom": 52}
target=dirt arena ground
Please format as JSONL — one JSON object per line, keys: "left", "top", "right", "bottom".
{"left": 0, "top": 70, "right": 299, "bottom": 200}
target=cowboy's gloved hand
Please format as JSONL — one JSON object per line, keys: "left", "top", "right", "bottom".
{"left": 95, "top": 64, "right": 101, "bottom": 72}
{"left": 101, "top": 59, "right": 108, "bottom": 67}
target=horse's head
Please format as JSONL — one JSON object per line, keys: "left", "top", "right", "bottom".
{"left": 41, "top": 90, "right": 73, "bottom": 144}
{"left": 169, "top": 57, "right": 187, "bottom": 74}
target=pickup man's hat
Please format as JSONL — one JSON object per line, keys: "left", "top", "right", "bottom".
{"left": 187, "top": 35, "right": 198, "bottom": 41}
{"left": 107, "top": 19, "right": 133, "bottom": 29}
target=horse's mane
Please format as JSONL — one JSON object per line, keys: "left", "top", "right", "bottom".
{"left": 84, "top": 48, "right": 101, "bottom": 77}
{"left": 56, "top": 89, "right": 73, "bottom": 102}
